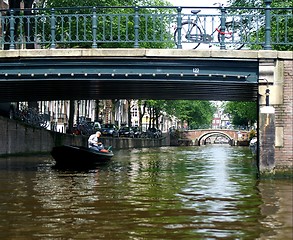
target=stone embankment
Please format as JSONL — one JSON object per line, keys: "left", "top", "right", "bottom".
{"left": 0, "top": 116, "right": 169, "bottom": 156}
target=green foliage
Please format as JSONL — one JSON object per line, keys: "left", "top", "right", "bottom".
{"left": 164, "top": 100, "right": 216, "bottom": 129}
{"left": 223, "top": 101, "right": 257, "bottom": 128}
{"left": 142, "top": 100, "right": 215, "bottom": 129}
{"left": 227, "top": 0, "right": 292, "bottom": 50}
{"left": 37, "top": 0, "right": 175, "bottom": 49}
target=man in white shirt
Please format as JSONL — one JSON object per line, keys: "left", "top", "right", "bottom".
{"left": 88, "top": 131, "right": 104, "bottom": 151}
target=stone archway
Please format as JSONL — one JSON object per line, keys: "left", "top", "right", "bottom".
{"left": 197, "top": 131, "right": 234, "bottom": 146}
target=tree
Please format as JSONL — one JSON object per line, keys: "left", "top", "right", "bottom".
{"left": 164, "top": 100, "right": 216, "bottom": 129}
{"left": 37, "top": 0, "right": 175, "bottom": 49}
{"left": 223, "top": 101, "right": 257, "bottom": 128}
{"left": 227, "top": 0, "right": 293, "bottom": 51}
{"left": 144, "top": 100, "right": 166, "bottom": 128}
{"left": 138, "top": 100, "right": 147, "bottom": 129}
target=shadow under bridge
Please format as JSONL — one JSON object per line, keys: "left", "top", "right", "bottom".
{"left": 0, "top": 56, "right": 259, "bottom": 102}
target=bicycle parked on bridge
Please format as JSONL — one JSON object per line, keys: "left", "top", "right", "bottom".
{"left": 173, "top": 6, "right": 247, "bottom": 50}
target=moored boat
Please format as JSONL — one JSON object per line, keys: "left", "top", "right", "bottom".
{"left": 51, "top": 145, "right": 114, "bottom": 167}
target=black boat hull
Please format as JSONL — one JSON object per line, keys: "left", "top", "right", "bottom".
{"left": 51, "top": 145, "right": 114, "bottom": 166}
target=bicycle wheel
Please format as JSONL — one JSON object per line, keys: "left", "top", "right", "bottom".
{"left": 217, "top": 22, "right": 246, "bottom": 50}
{"left": 174, "top": 22, "right": 202, "bottom": 49}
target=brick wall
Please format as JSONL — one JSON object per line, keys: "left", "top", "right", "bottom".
{"left": 274, "top": 60, "right": 293, "bottom": 169}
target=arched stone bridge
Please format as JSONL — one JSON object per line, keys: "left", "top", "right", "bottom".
{"left": 179, "top": 129, "right": 250, "bottom": 146}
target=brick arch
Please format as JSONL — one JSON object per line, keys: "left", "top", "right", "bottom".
{"left": 197, "top": 131, "right": 234, "bottom": 146}
{"left": 180, "top": 129, "right": 246, "bottom": 146}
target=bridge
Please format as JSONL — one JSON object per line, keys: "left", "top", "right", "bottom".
{"left": 0, "top": 5, "right": 292, "bottom": 176}
{"left": 179, "top": 129, "right": 249, "bottom": 146}
{"left": 0, "top": 5, "right": 291, "bottom": 102}
{"left": 0, "top": 48, "right": 260, "bottom": 102}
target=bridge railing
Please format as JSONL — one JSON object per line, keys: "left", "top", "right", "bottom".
{"left": 0, "top": 5, "right": 292, "bottom": 50}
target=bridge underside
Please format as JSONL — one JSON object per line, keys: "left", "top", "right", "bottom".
{"left": 0, "top": 57, "right": 259, "bottom": 102}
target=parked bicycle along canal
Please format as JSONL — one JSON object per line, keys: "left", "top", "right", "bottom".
{"left": 0, "top": 145, "right": 292, "bottom": 239}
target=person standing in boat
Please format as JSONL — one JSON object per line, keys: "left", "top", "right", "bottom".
{"left": 88, "top": 131, "right": 104, "bottom": 151}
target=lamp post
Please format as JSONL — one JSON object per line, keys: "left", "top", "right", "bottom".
{"left": 265, "top": 88, "right": 270, "bottom": 106}
{"left": 259, "top": 78, "right": 270, "bottom": 106}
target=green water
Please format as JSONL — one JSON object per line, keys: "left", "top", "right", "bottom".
{"left": 0, "top": 145, "right": 292, "bottom": 239}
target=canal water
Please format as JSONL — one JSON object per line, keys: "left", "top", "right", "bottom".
{"left": 0, "top": 145, "right": 292, "bottom": 239}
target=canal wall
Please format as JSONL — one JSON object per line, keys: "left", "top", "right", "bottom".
{"left": 0, "top": 116, "right": 169, "bottom": 156}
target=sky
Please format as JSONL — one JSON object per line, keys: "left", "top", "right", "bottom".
{"left": 170, "top": 0, "right": 228, "bottom": 7}
{"left": 169, "top": 0, "right": 228, "bottom": 14}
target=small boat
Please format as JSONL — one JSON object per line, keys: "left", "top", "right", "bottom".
{"left": 51, "top": 145, "right": 114, "bottom": 167}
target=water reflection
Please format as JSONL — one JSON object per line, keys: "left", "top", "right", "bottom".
{"left": 0, "top": 146, "right": 292, "bottom": 239}
{"left": 257, "top": 180, "right": 293, "bottom": 240}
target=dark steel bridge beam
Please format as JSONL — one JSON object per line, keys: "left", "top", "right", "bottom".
{"left": 0, "top": 57, "right": 259, "bottom": 102}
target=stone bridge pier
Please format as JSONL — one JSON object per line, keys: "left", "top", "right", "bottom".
{"left": 258, "top": 52, "right": 292, "bottom": 176}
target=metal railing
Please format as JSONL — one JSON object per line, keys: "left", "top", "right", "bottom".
{"left": 0, "top": 4, "right": 292, "bottom": 50}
